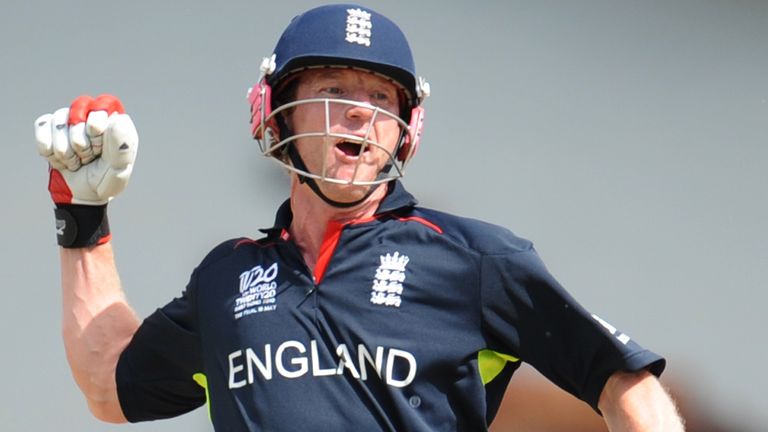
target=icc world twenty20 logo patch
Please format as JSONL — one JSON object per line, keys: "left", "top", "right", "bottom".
{"left": 234, "top": 263, "right": 278, "bottom": 319}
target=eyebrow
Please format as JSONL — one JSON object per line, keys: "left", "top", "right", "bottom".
{"left": 306, "top": 69, "right": 398, "bottom": 95}
{"left": 309, "top": 69, "right": 345, "bottom": 80}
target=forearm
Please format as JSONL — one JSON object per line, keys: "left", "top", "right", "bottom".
{"left": 60, "top": 243, "right": 140, "bottom": 422}
{"left": 599, "top": 370, "right": 685, "bottom": 431}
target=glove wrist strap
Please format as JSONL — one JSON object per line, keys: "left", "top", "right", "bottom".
{"left": 54, "top": 204, "right": 111, "bottom": 248}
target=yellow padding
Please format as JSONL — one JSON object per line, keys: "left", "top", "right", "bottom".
{"left": 192, "top": 372, "right": 212, "bottom": 421}
{"left": 478, "top": 349, "right": 520, "bottom": 385}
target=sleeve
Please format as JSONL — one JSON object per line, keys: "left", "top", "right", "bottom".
{"left": 115, "top": 270, "right": 206, "bottom": 422}
{"left": 480, "top": 244, "right": 665, "bottom": 411}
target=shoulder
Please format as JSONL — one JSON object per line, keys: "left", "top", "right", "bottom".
{"left": 196, "top": 238, "right": 240, "bottom": 267}
{"left": 195, "top": 236, "right": 269, "bottom": 271}
{"left": 407, "top": 206, "right": 534, "bottom": 255}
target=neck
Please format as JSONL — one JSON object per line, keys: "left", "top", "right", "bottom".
{"left": 289, "top": 178, "right": 388, "bottom": 271}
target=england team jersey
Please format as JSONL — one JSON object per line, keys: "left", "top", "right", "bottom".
{"left": 116, "top": 181, "right": 664, "bottom": 431}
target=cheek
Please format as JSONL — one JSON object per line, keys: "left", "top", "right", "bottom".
{"left": 288, "top": 104, "right": 324, "bottom": 133}
{"left": 374, "top": 120, "right": 402, "bottom": 149}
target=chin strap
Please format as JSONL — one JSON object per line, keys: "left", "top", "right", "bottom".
{"left": 286, "top": 146, "right": 379, "bottom": 208}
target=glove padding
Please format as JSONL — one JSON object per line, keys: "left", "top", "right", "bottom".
{"left": 35, "top": 94, "right": 138, "bottom": 247}
{"left": 35, "top": 94, "right": 138, "bottom": 206}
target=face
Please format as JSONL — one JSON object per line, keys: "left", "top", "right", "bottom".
{"left": 283, "top": 68, "right": 403, "bottom": 202}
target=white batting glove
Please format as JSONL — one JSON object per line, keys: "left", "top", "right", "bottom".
{"left": 35, "top": 94, "right": 138, "bottom": 247}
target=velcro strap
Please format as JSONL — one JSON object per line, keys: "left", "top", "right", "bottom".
{"left": 54, "top": 204, "right": 111, "bottom": 248}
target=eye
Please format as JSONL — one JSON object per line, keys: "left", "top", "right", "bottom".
{"left": 320, "top": 86, "right": 344, "bottom": 96}
{"left": 371, "top": 91, "right": 391, "bottom": 102}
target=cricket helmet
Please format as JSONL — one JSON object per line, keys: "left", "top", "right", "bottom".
{"left": 247, "top": 3, "right": 429, "bottom": 198}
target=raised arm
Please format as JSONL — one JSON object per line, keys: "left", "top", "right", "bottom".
{"left": 36, "top": 95, "right": 140, "bottom": 422}
{"left": 598, "top": 369, "right": 685, "bottom": 431}
{"left": 61, "top": 244, "right": 139, "bottom": 422}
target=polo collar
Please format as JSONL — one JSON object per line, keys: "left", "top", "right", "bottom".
{"left": 262, "top": 181, "right": 418, "bottom": 235}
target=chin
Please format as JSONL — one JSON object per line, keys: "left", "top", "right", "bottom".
{"left": 319, "top": 182, "right": 372, "bottom": 203}
{"left": 328, "top": 163, "right": 381, "bottom": 184}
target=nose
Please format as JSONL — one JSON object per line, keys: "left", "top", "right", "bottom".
{"left": 338, "top": 100, "right": 378, "bottom": 144}
{"left": 344, "top": 99, "right": 375, "bottom": 122}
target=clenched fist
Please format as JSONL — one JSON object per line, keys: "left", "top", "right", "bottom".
{"left": 35, "top": 94, "right": 138, "bottom": 247}
{"left": 35, "top": 94, "right": 138, "bottom": 205}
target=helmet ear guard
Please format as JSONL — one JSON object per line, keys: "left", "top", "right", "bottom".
{"left": 248, "top": 79, "right": 288, "bottom": 161}
{"left": 398, "top": 106, "right": 424, "bottom": 162}
{"left": 247, "top": 79, "right": 273, "bottom": 140}
{"left": 248, "top": 54, "right": 280, "bottom": 144}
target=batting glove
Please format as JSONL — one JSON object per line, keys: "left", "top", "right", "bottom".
{"left": 35, "top": 94, "right": 138, "bottom": 248}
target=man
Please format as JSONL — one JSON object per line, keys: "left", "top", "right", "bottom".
{"left": 35, "top": 4, "right": 684, "bottom": 431}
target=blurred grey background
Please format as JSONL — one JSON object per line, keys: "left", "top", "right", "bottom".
{"left": 2, "top": 0, "right": 766, "bottom": 430}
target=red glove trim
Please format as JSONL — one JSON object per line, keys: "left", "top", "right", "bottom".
{"left": 68, "top": 94, "right": 125, "bottom": 125}
{"left": 92, "top": 94, "right": 125, "bottom": 115}
{"left": 49, "top": 168, "right": 73, "bottom": 204}
{"left": 68, "top": 95, "right": 95, "bottom": 125}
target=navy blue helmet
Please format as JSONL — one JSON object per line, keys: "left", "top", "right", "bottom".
{"left": 247, "top": 4, "right": 429, "bottom": 202}
{"left": 267, "top": 4, "right": 426, "bottom": 109}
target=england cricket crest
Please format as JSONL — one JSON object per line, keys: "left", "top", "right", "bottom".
{"left": 345, "top": 8, "right": 372, "bottom": 47}
{"left": 370, "top": 251, "right": 409, "bottom": 308}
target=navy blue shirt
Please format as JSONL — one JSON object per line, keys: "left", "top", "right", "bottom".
{"left": 116, "top": 181, "right": 664, "bottom": 431}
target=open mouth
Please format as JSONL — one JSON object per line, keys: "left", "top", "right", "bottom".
{"left": 336, "top": 141, "right": 367, "bottom": 157}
